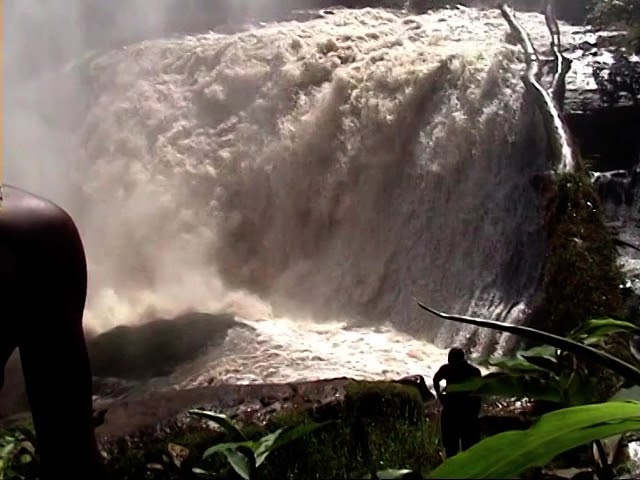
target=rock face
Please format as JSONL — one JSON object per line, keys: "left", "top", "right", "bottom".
{"left": 93, "top": 376, "right": 436, "bottom": 441}
{"left": 88, "top": 312, "right": 247, "bottom": 380}
{"left": 563, "top": 38, "right": 640, "bottom": 172}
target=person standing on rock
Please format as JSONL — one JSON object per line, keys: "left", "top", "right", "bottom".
{"left": 433, "top": 347, "right": 482, "bottom": 458}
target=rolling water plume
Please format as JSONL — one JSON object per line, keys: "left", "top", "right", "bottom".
{"left": 3, "top": 5, "right": 591, "bottom": 389}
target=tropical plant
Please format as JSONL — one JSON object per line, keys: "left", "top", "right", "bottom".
{"left": 0, "top": 425, "right": 38, "bottom": 480}
{"left": 417, "top": 302, "right": 640, "bottom": 385}
{"left": 427, "top": 400, "right": 640, "bottom": 479}
{"left": 444, "top": 317, "right": 640, "bottom": 407}
{"left": 417, "top": 301, "right": 640, "bottom": 479}
{"left": 187, "top": 410, "right": 333, "bottom": 480}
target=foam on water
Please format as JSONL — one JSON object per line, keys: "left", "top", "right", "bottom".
{"left": 4, "top": 7, "right": 590, "bottom": 386}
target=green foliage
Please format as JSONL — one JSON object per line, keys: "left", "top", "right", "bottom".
{"left": 0, "top": 425, "right": 38, "bottom": 480}
{"left": 99, "top": 381, "right": 442, "bottom": 479}
{"left": 539, "top": 172, "right": 625, "bottom": 337}
{"left": 428, "top": 401, "right": 640, "bottom": 479}
{"left": 344, "top": 381, "right": 425, "bottom": 426}
{"left": 418, "top": 303, "right": 640, "bottom": 386}
{"left": 587, "top": 0, "right": 640, "bottom": 30}
{"left": 447, "top": 317, "right": 640, "bottom": 407}
{"left": 187, "top": 410, "right": 332, "bottom": 480}
{"left": 586, "top": 0, "right": 640, "bottom": 50}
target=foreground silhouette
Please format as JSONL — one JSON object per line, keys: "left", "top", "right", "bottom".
{"left": 433, "top": 347, "right": 482, "bottom": 457}
{"left": 0, "top": 185, "right": 105, "bottom": 478}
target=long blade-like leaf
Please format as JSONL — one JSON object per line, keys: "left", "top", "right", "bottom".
{"left": 202, "top": 441, "right": 253, "bottom": 459}
{"left": 416, "top": 301, "right": 640, "bottom": 385}
{"left": 218, "top": 447, "right": 253, "bottom": 480}
{"left": 202, "top": 443, "right": 256, "bottom": 480}
{"left": 573, "top": 318, "right": 640, "bottom": 345}
{"left": 428, "top": 401, "right": 640, "bottom": 479}
{"left": 253, "top": 429, "right": 284, "bottom": 468}
{"left": 188, "top": 410, "right": 247, "bottom": 441}
{"left": 446, "top": 372, "right": 563, "bottom": 403}
{"left": 359, "top": 469, "right": 416, "bottom": 479}
{"left": 270, "top": 420, "right": 335, "bottom": 453}
{"left": 487, "top": 356, "right": 549, "bottom": 373}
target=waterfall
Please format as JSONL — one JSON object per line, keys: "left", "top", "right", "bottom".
{"left": 4, "top": 7, "right": 591, "bottom": 386}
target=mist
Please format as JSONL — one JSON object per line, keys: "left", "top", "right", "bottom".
{"left": 0, "top": 0, "right": 594, "bottom": 401}
{"left": 3, "top": 0, "right": 177, "bottom": 205}
{"left": 4, "top": 2, "right": 558, "bottom": 352}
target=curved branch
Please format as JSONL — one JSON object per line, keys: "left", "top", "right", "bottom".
{"left": 500, "top": 3, "right": 575, "bottom": 172}
{"left": 544, "top": 0, "right": 572, "bottom": 111}
{"left": 613, "top": 237, "right": 640, "bottom": 253}
{"left": 416, "top": 300, "right": 640, "bottom": 386}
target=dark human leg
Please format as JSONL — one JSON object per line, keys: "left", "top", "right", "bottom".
{"left": 440, "top": 408, "right": 461, "bottom": 458}
{"left": 460, "top": 399, "right": 482, "bottom": 451}
{"left": 460, "top": 415, "right": 480, "bottom": 451}
{"left": 20, "top": 320, "right": 103, "bottom": 478}
{"left": 1, "top": 186, "right": 105, "bottom": 479}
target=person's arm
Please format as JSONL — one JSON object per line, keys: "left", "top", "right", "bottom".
{"left": 433, "top": 366, "right": 446, "bottom": 401}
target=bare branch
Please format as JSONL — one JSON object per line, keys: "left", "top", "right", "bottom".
{"left": 544, "top": 0, "right": 572, "bottom": 110}
{"left": 500, "top": 3, "right": 576, "bottom": 172}
{"left": 500, "top": 3, "right": 539, "bottom": 82}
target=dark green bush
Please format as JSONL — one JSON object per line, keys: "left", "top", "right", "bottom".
{"left": 100, "top": 381, "right": 441, "bottom": 480}
{"left": 537, "top": 170, "right": 624, "bottom": 337}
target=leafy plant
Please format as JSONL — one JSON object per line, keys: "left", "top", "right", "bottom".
{"left": 417, "top": 302, "right": 640, "bottom": 385}
{"left": 426, "top": 401, "right": 640, "bottom": 479}
{"left": 0, "top": 426, "right": 38, "bottom": 480}
{"left": 446, "top": 317, "right": 640, "bottom": 407}
{"left": 188, "top": 410, "right": 333, "bottom": 480}
{"left": 417, "top": 301, "right": 640, "bottom": 479}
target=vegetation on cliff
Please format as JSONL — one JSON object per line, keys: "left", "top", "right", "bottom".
{"left": 587, "top": 0, "right": 640, "bottom": 51}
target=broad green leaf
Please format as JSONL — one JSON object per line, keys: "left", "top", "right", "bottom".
{"left": 270, "top": 420, "right": 335, "bottom": 453}
{"left": 518, "top": 345, "right": 558, "bottom": 359}
{"left": 446, "top": 372, "right": 563, "bottom": 403}
{"left": 518, "top": 345, "right": 559, "bottom": 372}
{"left": 360, "top": 469, "right": 416, "bottom": 479}
{"left": 202, "top": 443, "right": 254, "bottom": 480}
{"left": 520, "top": 354, "right": 558, "bottom": 373}
{"left": 428, "top": 401, "right": 640, "bottom": 479}
{"left": 192, "top": 467, "right": 216, "bottom": 478}
{"left": 202, "top": 441, "right": 253, "bottom": 460}
{"left": 188, "top": 410, "right": 247, "bottom": 441}
{"left": 253, "top": 429, "right": 284, "bottom": 467}
{"left": 574, "top": 319, "right": 640, "bottom": 345}
{"left": 416, "top": 302, "right": 640, "bottom": 385}
{"left": 487, "top": 356, "right": 548, "bottom": 373}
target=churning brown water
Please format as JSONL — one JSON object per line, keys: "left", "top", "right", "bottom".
{"left": 5, "top": 7, "right": 590, "bottom": 388}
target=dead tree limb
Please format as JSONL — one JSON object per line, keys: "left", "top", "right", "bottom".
{"left": 500, "top": 3, "right": 576, "bottom": 172}
{"left": 544, "top": 0, "right": 572, "bottom": 110}
{"left": 613, "top": 237, "right": 640, "bottom": 253}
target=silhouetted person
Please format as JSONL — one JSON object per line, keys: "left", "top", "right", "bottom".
{"left": 0, "top": 185, "right": 105, "bottom": 479}
{"left": 433, "top": 347, "right": 482, "bottom": 458}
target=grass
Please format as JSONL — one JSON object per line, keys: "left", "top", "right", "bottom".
{"left": 96, "top": 381, "right": 443, "bottom": 479}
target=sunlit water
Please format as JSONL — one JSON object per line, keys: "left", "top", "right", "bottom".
{"left": 4, "top": 7, "right": 606, "bottom": 391}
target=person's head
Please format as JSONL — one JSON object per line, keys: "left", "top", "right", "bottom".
{"left": 448, "top": 347, "right": 465, "bottom": 364}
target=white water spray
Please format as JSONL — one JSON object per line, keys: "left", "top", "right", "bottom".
{"left": 4, "top": 7, "right": 591, "bottom": 386}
